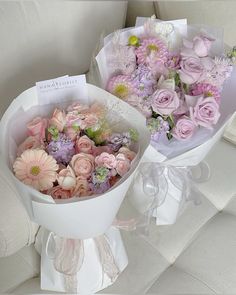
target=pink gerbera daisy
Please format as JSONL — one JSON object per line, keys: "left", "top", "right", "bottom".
{"left": 191, "top": 83, "right": 221, "bottom": 104}
{"left": 13, "top": 149, "right": 59, "bottom": 191}
{"left": 106, "top": 75, "right": 135, "bottom": 99}
{"left": 135, "top": 37, "right": 169, "bottom": 65}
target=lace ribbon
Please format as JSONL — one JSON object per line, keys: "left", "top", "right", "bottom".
{"left": 46, "top": 231, "right": 121, "bottom": 293}
{"left": 128, "top": 161, "right": 210, "bottom": 232}
{"left": 94, "top": 235, "right": 120, "bottom": 287}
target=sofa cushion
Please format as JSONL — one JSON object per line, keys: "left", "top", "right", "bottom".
{"left": 0, "top": 169, "right": 38, "bottom": 257}
{"left": 0, "top": 245, "right": 40, "bottom": 293}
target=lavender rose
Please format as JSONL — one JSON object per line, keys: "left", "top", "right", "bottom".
{"left": 151, "top": 89, "right": 179, "bottom": 116}
{"left": 179, "top": 56, "right": 204, "bottom": 84}
{"left": 193, "top": 34, "right": 215, "bottom": 58}
{"left": 190, "top": 96, "right": 220, "bottom": 128}
{"left": 172, "top": 116, "right": 196, "bottom": 140}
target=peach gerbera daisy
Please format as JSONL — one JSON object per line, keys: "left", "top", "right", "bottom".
{"left": 13, "top": 149, "right": 59, "bottom": 191}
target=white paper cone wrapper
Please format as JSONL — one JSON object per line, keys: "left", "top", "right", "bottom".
{"left": 39, "top": 226, "right": 128, "bottom": 293}
{"left": 0, "top": 80, "right": 150, "bottom": 238}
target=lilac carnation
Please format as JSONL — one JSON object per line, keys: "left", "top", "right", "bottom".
{"left": 131, "top": 65, "right": 157, "bottom": 98}
{"left": 108, "top": 133, "right": 123, "bottom": 151}
{"left": 89, "top": 180, "right": 111, "bottom": 194}
{"left": 47, "top": 133, "right": 75, "bottom": 165}
{"left": 147, "top": 117, "right": 170, "bottom": 143}
{"left": 108, "top": 132, "right": 132, "bottom": 151}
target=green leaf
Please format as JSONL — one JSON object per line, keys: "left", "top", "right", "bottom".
{"left": 174, "top": 72, "right": 181, "bottom": 87}
{"left": 48, "top": 125, "right": 59, "bottom": 141}
{"left": 72, "top": 123, "right": 80, "bottom": 132}
{"left": 167, "top": 115, "right": 175, "bottom": 130}
{"left": 167, "top": 132, "right": 173, "bottom": 140}
{"left": 129, "top": 128, "right": 139, "bottom": 142}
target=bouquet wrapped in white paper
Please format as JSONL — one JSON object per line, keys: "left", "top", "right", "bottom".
{"left": 95, "top": 17, "right": 236, "bottom": 225}
{"left": 0, "top": 75, "right": 150, "bottom": 292}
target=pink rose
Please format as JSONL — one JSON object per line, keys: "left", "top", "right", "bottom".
{"left": 190, "top": 96, "right": 220, "bottom": 128}
{"left": 27, "top": 117, "right": 48, "bottom": 140}
{"left": 75, "top": 135, "right": 95, "bottom": 154}
{"left": 66, "top": 113, "right": 80, "bottom": 127}
{"left": 151, "top": 89, "right": 179, "bottom": 116}
{"left": 70, "top": 113, "right": 98, "bottom": 130}
{"left": 65, "top": 126, "right": 78, "bottom": 141}
{"left": 92, "top": 145, "right": 113, "bottom": 157}
{"left": 47, "top": 186, "right": 72, "bottom": 199}
{"left": 84, "top": 114, "right": 99, "bottom": 129}
{"left": 72, "top": 176, "right": 91, "bottom": 197}
{"left": 173, "top": 99, "right": 189, "bottom": 117}
{"left": 89, "top": 103, "right": 106, "bottom": 117}
{"left": 116, "top": 153, "right": 131, "bottom": 177}
{"left": 193, "top": 34, "right": 214, "bottom": 58}
{"left": 57, "top": 166, "right": 76, "bottom": 189}
{"left": 70, "top": 153, "right": 95, "bottom": 178}
{"left": 95, "top": 152, "right": 117, "bottom": 169}
{"left": 118, "top": 147, "right": 136, "bottom": 161}
{"left": 179, "top": 57, "right": 205, "bottom": 84}
{"left": 17, "top": 136, "right": 45, "bottom": 156}
{"left": 50, "top": 108, "right": 66, "bottom": 132}
{"left": 67, "top": 102, "right": 89, "bottom": 114}
{"left": 172, "top": 116, "right": 196, "bottom": 140}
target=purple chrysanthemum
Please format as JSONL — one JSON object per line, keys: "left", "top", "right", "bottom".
{"left": 106, "top": 75, "right": 135, "bottom": 99}
{"left": 191, "top": 83, "right": 221, "bottom": 104}
{"left": 135, "top": 37, "right": 169, "bottom": 65}
{"left": 46, "top": 133, "right": 75, "bottom": 165}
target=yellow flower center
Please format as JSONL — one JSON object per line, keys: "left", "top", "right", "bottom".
{"left": 205, "top": 91, "right": 213, "bottom": 97}
{"left": 128, "top": 35, "right": 139, "bottom": 46}
{"left": 147, "top": 44, "right": 159, "bottom": 52}
{"left": 30, "top": 166, "right": 41, "bottom": 176}
{"left": 114, "top": 84, "right": 128, "bottom": 99}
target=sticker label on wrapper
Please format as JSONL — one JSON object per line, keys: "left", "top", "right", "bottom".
{"left": 36, "top": 75, "right": 89, "bottom": 105}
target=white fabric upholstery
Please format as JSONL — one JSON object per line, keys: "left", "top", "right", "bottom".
{"left": 0, "top": 1, "right": 127, "bottom": 117}
{"left": 0, "top": 168, "right": 38, "bottom": 257}
{"left": 0, "top": 245, "right": 40, "bottom": 293}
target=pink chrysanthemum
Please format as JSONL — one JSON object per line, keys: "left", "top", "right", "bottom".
{"left": 13, "top": 149, "right": 59, "bottom": 191}
{"left": 135, "top": 37, "right": 168, "bottom": 65}
{"left": 191, "top": 83, "right": 221, "bottom": 104}
{"left": 106, "top": 75, "right": 135, "bottom": 99}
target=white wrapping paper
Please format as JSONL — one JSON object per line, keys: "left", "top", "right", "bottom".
{"left": 0, "top": 76, "right": 150, "bottom": 238}
{"left": 39, "top": 226, "right": 128, "bottom": 294}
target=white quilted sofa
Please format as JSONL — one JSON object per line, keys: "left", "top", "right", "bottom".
{"left": 1, "top": 1, "right": 236, "bottom": 294}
